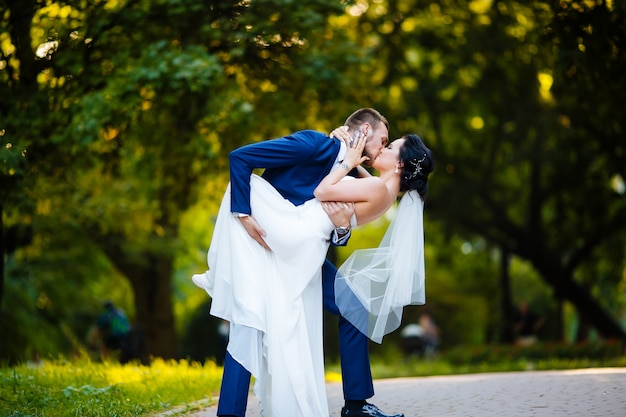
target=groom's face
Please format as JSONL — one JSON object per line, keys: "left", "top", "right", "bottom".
{"left": 362, "top": 123, "right": 389, "bottom": 167}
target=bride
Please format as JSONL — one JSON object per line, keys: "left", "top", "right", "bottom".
{"left": 193, "top": 129, "right": 434, "bottom": 417}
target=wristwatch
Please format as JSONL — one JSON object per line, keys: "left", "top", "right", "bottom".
{"left": 335, "top": 226, "right": 350, "bottom": 236}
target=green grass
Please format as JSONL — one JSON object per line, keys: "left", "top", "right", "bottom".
{"left": 1, "top": 350, "right": 625, "bottom": 416}
{"left": 0, "top": 358, "right": 222, "bottom": 417}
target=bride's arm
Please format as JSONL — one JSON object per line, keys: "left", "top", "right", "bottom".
{"left": 315, "top": 128, "right": 368, "bottom": 195}
{"left": 355, "top": 165, "right": 372, "bottom": 178}
{"left": 314, "top": 133, "right": 386, "bottom": 205}
{"left": 315, "top": 174, "right": 384, "bottom": 203}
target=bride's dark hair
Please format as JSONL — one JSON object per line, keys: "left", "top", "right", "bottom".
{"left": 399, "top": 134, "right": 435, "bottom": 197}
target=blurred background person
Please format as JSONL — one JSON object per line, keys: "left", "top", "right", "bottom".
{"left": 399, "top": 309, "right": 440, "bottom": 358}
{"left": 399, "top": 322, "right": 424, "bottom": 358}
{"left": 87, "top": 301, "right": 134, "bottom": 363}
{"left": 513, "top": 301, "right": 545, "bottom": 346}
{"left": 418, "top": 310, "right": 440, "bottom": 357}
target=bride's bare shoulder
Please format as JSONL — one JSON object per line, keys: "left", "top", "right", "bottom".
{"left": 355, "top": 176, "right": 389, "bottom": 197}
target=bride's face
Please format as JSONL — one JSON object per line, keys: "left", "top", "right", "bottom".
{"left": 372, "top": 138, "right": 405, "bottom": 173}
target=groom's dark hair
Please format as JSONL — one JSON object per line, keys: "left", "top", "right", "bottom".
{"left": 344, "top": 108, "right": 389, "bottom": 131}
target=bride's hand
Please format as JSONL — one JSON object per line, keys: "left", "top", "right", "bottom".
{"left": 343, "top": 128, "right": 369, "bottom": 168}
{"left": 329, "top": 126, "right": 350, "bottom": 143}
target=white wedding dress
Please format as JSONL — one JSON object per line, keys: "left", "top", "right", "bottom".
{"left": 193, "top": 174, "right": 427, "bottom": 416}
{"left": 192, "top": 174, "right": 334, "bottom": 417}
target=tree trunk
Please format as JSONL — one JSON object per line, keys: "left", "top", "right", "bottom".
{"left": 575, "top": 314, "right": 591, "bottom": 343}
{"left": 499, "top": 248, "right": 514, "bottom": 343}
{"left": 126, "top": 253, "right": 177, "bottom": 359}
{"left": 97, "top": 235, "right": 178, "bottom": 359}
{"left": 555, "top": 299, "right": 564, "bottom": 342}
{"left": 0, "top": 203, "right": 4, "bottom": 312}
{"left": 536, "top": 263, "right": 625, "bottom": 341}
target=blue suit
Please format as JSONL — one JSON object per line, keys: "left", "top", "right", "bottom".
{"left": 218, "top": 130, "right": 374, "bottom": 417}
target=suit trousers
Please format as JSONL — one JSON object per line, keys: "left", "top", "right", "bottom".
{"left": 216, "top": 259, "right": 374, "bottom": 417}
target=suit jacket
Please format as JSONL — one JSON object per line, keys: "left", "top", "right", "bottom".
{"left": 229, "top": 129, "right": 341, "bottom": 215}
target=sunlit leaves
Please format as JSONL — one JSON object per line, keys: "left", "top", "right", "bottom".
{"left": 1, "top": 0, "right": 366, "bottom": 360}
{"left": 0, "top": 139, "right": 27, "bottom": 177}
{"left": 347, "top": 0, "right": 626, "bottom": 340}
{"left": 469, "top": 0, "right": 493, "bottom": 14}
{"left": 130, "top": 42, "right": 222, "bottom": 94}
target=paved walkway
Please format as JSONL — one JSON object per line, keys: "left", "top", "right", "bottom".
{"left": 187, "top": 367, "right": 626, "bottom": 416}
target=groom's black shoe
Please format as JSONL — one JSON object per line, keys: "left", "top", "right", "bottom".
{"left": 341, "top": 403, "right": 405, "bottom": 417}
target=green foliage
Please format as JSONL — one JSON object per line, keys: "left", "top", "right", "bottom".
{"left": 1, "top": 0, "right": 625, "bottom": 364}
{"left": 1, "top": 0, "right": 362, "bottom": 361}
{"left": 0, "top": 140, "right": 26, "bottom": 177}
{"left": 335, "top": 340, "right": 626, "bottom": 379}
{"left": 444, "top": 340, "right": 625, "bottom": 365}
{"left": 0, "top": 222, "right": 135, "bottom": 364}
{"left": 350, "top": 0, "right": 626, "bottom": 340}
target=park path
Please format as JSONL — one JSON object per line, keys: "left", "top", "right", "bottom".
{"left": 185, "top": 367, "right": 626, "bottom": 416}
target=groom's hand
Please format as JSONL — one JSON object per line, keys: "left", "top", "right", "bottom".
{"left": 321, "top": 201, "right": 354, "bottom": 229}
{"left": 238, "top": 215, "right": 270, "bottom": 250}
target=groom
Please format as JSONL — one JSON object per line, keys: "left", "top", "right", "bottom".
{"left": 218, "top": 108, "right": 404, "bottom": 417}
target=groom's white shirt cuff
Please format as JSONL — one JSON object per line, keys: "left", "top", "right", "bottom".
{"left": 332, "top": 228, "right": 351, "bottom": 245}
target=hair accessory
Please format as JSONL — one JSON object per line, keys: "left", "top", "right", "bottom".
{"left": 406, "top": 154, "right": 427, "bottom": 179}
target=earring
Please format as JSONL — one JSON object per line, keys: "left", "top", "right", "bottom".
{"left": 395, "top": 164, "right": 399, "bottom": 174}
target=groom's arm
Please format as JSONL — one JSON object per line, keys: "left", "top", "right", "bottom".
{"left": 321, "top": 201, "right": 354, "bottom": 247}
{"left": 229, "top": 132, "right": 320, "bottom": 215}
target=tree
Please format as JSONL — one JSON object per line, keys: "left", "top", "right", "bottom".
{"left": 354, "top": 0, "right": 626, "bottom": 340}
{"left": 1, "top": 0, "right": 358, "bottom": 360}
